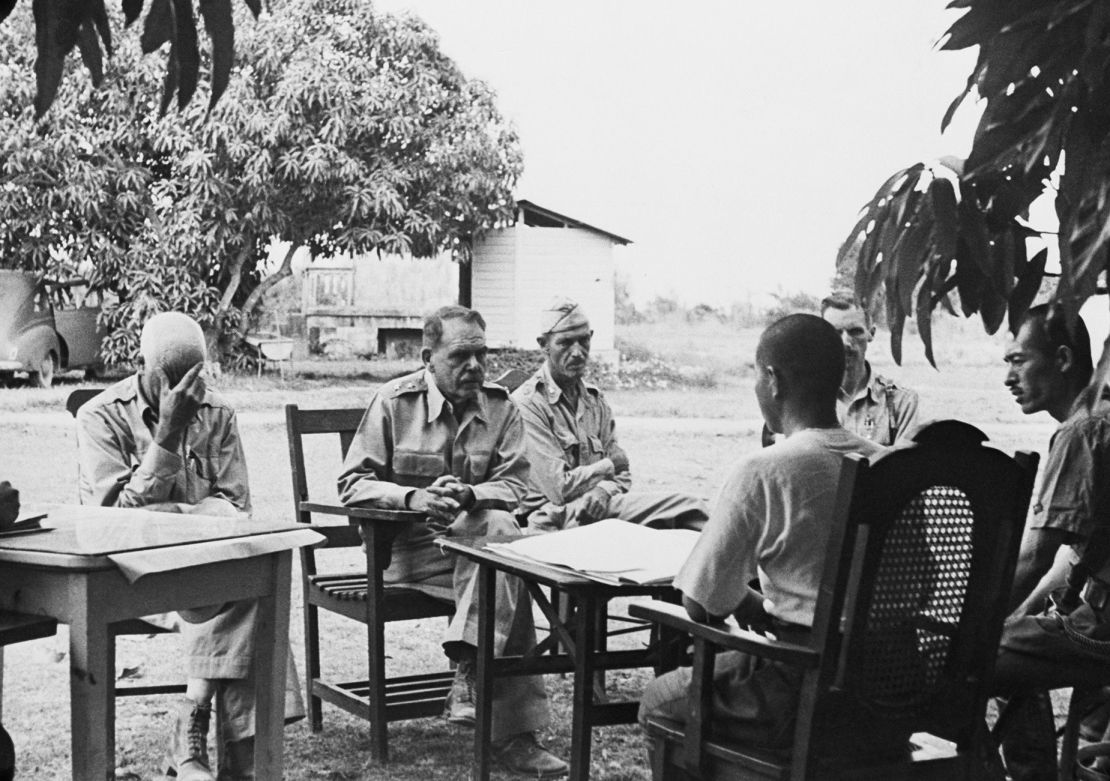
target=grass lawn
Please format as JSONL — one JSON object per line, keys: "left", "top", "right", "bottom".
{"left": 0, "top": 315, "right": 1065, "bottom": 779}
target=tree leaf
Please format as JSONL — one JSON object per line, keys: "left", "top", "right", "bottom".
{"left": 930, "top": 176, "right": 959, "bottom": 270}
{"left": 32, "top": 0, "right": 85, "bottom": 118}
{"left": 123, "top": 0, "right": 144, "bottom": 26}
{"left": 75, "top": 18, "right": 103, "bottom": 86}
{"left": 199, "top": 0, "right": 233, "bottom": 109}
{"left": 980, "top": 287, "right": 1008, "bottom": 334}
{"left": 916, "top": 263, "right": 937, "bottom": 368}
{"left": 888, "top": 300, "right": 906, "bottom": 366}
{"left": 1007, "top": 246, "right": 1047, "bottom": 333}
{"left": 172, "top": 0, "right": 198, "bottom": 108}
{"left": 140, "top": 0, "right": 172, "bottom": 53}
{"left": 954, "top": 236, "right": 984, "bottom": 317}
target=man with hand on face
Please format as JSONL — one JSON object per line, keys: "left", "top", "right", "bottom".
{"left": 638, "top": 314, "right": 885, "bottom": 752}
{"left": 77, "top": 312, "right": 302, "bottom": 781}
{"left": 338, "top": 305, "right": 567, "bottom": 779}
{"left": 820, "top": 291, "right": 919, "bottom": 445}
{"left": 512, "top": 298, "right": 708, "bottom": 533}
{"left": 990, "top": 305, "right": 1110, "bottom": 780}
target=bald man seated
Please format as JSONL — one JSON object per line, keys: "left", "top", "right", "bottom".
{"left": 511, "top": 299, "right": 708, "bottom": 533}
{"left": 76, "top": 312, "right": 302, "bottom": 781}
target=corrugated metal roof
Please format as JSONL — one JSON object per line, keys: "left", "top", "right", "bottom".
{"left": 515, "top": 200, "right": 632, "bottom": 245}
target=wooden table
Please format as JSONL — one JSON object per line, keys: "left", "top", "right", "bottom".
{"left": 0, "top": 505, "right": 317, "bottom": 781}
{"left": 437, "top": 536, "right": 682, "bottom": 781}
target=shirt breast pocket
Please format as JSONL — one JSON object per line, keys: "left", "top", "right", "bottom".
{"left": 392, "top": 451, "right": 445, "bottom": 482}
{"left": 466, "top": 451, "right": 492, "bottom": 481}
{"left": 559, "top": 434, "right": 580, "bottom": 464}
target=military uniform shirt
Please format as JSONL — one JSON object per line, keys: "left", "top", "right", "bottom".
{"left": 337, "top": 368, "right": 529, "bottom": 551}
{"left": 511, "top": 362, "right": 631, "bottom": 519}
{"left": 76, "top": 374, "right": 251, "bottom": 511}
{"left": 839, "top": 364, "right": 919, "bottom": 446}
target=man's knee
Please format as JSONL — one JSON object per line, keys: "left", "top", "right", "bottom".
{"left": 454, "top": 508, "right": 520, "bottom": 537}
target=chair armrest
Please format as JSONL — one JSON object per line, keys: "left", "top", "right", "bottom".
{"left": 299, "top": 501, "right": 425, "bottom": 523}
{"left": 629, "top": 601, "right": 820, "bottom": 668}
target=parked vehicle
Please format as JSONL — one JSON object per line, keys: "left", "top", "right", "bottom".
{"left": 0, "top": 270, "right": 106, "bottom": 388}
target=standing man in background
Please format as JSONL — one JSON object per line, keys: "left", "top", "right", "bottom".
{"left": 820, "top": 291, "right": 919, "bottom": 445}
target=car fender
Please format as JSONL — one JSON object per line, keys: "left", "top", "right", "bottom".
{"left": 11, "top": 325, "right": 60, "bottom": 371}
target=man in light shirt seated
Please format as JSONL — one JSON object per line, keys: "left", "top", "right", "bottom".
{"left": 638, "top": 314, "right": 888, "bottom": 754}
{"left": 76, "top": 312, "right": 302, "bottom": 781}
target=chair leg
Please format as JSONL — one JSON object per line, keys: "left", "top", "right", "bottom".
{"left": 1061, "top": 686, "right": 1102, "bottom": 781}
{"left": 365, "top": 547, "right": 390, "bottom": 763}
{"left": 303, "top": 602, "right": 323, "bottom": 733}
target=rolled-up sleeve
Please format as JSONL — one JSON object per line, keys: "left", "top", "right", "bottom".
{"left": 77, "top": 406, "right": 182, "bottom": 508}
{"left": 1031, "top": 417, "right": 1110, "bottom": 543}
{"left": 338, "top": 395, "right": 412, "bottom": 509}
{"left": 471, "top": 404, "right": 530, "bottom": 511}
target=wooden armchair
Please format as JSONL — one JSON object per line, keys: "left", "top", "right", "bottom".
{"left": 284, "top": 404, "right": 454, "bottom": 763}
{"left": 631, "top": 420, "right": 1039, "bottom": 780}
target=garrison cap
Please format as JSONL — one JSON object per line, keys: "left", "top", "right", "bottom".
{"left": 540, "top": 297, "right": 590, "bottom": 335}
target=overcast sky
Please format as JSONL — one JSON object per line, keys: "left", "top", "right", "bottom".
{"left": 373, "top": 1, "right": 980, "bottom": 307}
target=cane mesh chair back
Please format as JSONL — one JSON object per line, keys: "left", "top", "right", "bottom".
{"left": 635, "top": 420, "right": 1039, "bottom": 780}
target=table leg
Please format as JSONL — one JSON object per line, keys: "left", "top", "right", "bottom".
{"left": 70, "top": 583, "right": 114, "bottom": 781}
{"left": 252, "top": 551, "right": 291, "bottom": 780}
{"left": 474, "top": 563, "right": 496, "bottom": 781}
{"left": 570, "top": 594, "right": 598, "bottom": 781}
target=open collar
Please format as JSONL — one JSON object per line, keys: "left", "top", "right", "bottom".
{"left": 423, "top": 368, "right": 488, "bottom": 425}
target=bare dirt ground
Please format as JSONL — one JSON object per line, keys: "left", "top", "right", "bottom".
{"left": 0, "top": 316, "right": 1064, "bottom": 779}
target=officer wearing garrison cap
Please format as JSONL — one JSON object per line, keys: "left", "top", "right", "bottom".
{"left": 512, "top": 298, "right": 708, "bottom": 533}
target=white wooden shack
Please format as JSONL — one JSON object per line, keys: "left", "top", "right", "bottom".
{"left": 301, "top": 200, "right": 631, "bottom": 361}
{"left": 466, "top": 200, "right": 631, "bottom": 362}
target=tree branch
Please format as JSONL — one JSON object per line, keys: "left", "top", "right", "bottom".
{"left": 235, "top": 241, "right": 299, "bottom": 341}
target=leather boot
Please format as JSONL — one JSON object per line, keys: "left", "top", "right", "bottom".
{"left": 165, "top": 698, "right": 215, "bottom": 781}
{"left": 216, "top": 736, "right": 254, "bottom": 780}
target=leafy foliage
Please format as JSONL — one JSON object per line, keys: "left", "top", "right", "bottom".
{"left": 0, "top": 0, "right": 255, "bottom": 117}
{"left": 841, "top": 0, "right": 1110, "bottom": 374}
{"left": 0, "top": 0, "right": 522, "bottom": 365}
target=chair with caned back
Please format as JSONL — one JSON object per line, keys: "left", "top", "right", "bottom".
{"left": 285, "top": 404, "right": 455, "bottom": 763}
{"left": 631, "top": 419, "right": 1039, "bottom": 780}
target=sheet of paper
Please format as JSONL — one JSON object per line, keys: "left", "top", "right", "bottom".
{"left": 109, "top": 528, "right": 325, "bottom": 583}
{"left": 487, "top": 519, "right": 699, "bottom": 584}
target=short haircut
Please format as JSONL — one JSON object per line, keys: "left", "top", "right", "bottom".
{"left": 820, "top": 290, "right": 871, "bottom": 325}
{"left": 757, "top": 314, "right": 845, "bottom": 402}
{"left": 1021, "top": 304, "right": 1094, "bottom": 384}
{"left": 423, "top": 305, "right": 486, "bottom": 350}
{"left": 139, "top": 312, "right": 206, "bottom": 374}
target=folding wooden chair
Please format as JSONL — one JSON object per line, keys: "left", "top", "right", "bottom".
{"left": 285, "top": 404, "right": 454, "bottom": 763}
{"left": 633, "top": 420, "right": 1038, "bottom": 780}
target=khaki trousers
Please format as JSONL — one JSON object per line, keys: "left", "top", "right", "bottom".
{"left": 383, "top": 508, "right": 550, "bottom": 742}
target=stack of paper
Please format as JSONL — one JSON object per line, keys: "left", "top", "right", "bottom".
{"left": 487, "top": 519, "right": 700, "bottom": 585}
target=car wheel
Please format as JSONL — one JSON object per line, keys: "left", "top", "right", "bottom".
{"left": 31, "top": 352, "right": 56, "bottom": 388}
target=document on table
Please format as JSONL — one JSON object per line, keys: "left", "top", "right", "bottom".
{"left": 486, "top": 519, "right": 699, "bottom": 585}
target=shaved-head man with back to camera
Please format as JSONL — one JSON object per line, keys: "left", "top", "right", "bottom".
{"left": 638, "top": 315, "right": 890, "bottom": 757}
{"left": 76, "top": 312, "right": 303, "bottom": 781}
